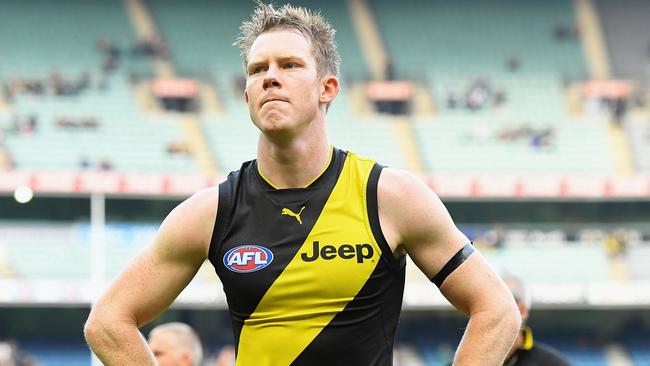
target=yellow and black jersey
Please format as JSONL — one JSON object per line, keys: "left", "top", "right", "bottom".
{"left": 505, "top": 327, "right": 572, "bottom": 366}
{"left": 208, "top": 147, "right": 406, "bottom": 366}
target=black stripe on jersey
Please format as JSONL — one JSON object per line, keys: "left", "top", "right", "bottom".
{"left": 366, "top": 163, "right": 402, "bottom": 269}
{"left": 208, "top": 170, "right": 239, "bottom": 261}
{"left": 291, "top": 251, "right": 406, "bottom": 366}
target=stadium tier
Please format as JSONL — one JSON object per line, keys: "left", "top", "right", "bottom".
{"left": 371, "top": 0, "right": 586, "bottom": 111}
{"left": 0, "top": 0, "right": 197, "bottom": 173}
{"left": 1, "top": 220, "right": 646, "bottom": 294}
{"left": 413, "top": 115, "right": 616, "bottom": 175}
{"left": 626, "top": 119, "right": 650, "bottom": 173}
{"left": 0, "top": 0, "right": 645, "bottom": 177}
{"left": 593, "top": 0, "right": 650, "bottom": 82}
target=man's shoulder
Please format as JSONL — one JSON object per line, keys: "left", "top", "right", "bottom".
{"left": 376, "top": 167, "right": 434, "bottom": 202}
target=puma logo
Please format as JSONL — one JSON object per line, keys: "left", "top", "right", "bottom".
{"left": 281, "top": 206, "right": 305, "bottom": 224}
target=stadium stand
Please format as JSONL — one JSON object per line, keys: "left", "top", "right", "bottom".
{"left": 413, "top": 115, "right": 616, "bottom": 175}
{"left": 368, "top": 0, "right": 620, "bottom": 176}
{"left": 625, "top": 119, "right": 650, "bottom": 173}
{"left": 0, "top": 0, "right": 197, "bottom": 173}
{"left": 2, "top": 220, "right": 639, "bottom": 287}
{"left": 593, "top": 0, "right": 650, "bottom": 82}
{"left": 148, "top": 0, "right": 407, "bottom": 171}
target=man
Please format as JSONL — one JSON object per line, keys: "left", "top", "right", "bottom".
{"left": 502, "top": 274, "right": 571, "bottom": 366}
{"left": 148, "top": 323, "right": 203, "bottom": 366}
{"left": 84, "top": 3, "right": 520, "bottom": 365}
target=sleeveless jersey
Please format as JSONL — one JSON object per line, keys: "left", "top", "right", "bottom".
{"left": 209, "top": 147, "right": 406, "bottom": 366}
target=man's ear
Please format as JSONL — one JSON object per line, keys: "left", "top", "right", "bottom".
{"left": 319, "top": 75, "right": 340, "bottom": 105}
{"left": 518, "top": 301, "right": 529, "bottom": 324}
{"left": 244, "top": 89, "right": 249, "bottom": 104}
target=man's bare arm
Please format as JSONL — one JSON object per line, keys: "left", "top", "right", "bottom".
{"left": 378, "top": 168, "right": 520, "bottom": 365}
{"left": 83, "top": 187, "right": 218, "bottom": 365}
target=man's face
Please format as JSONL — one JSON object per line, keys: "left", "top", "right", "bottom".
{"left": 244, "top": 29, "right": 324, "bottom": 137}
{"left": 149, "top": 332, "right": 191, "bottom": 366}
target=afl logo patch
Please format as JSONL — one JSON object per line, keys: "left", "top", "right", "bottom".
{"left": 223, "top": 245, "right": 274, "bottom": 273}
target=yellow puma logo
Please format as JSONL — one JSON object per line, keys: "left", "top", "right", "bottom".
{"left": 281, "top": 206, "right": 305, "bottom": 224}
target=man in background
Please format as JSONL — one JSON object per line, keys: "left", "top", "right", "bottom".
{"left": 148, "top": 322, "right": 203, "bottom": 366}
{"left": 502, "top": 274, "right": 571, "bottom": 366}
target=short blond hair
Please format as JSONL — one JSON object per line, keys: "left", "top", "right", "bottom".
{"left": 234, "top": 2, "right": 341, "bottom": 78}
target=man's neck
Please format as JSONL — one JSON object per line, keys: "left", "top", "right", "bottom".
{"left": 256, "top": 125, "right": 331, "bottom": 189}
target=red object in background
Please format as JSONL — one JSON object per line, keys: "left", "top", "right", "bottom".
{"left": 581, "top": 80, "right": 632, "bottom": 99}
{"left": 366, "top": 81, "right": 413, "bottom": 101}
{"left": 151, "top": 78, "right": 199, "bottom": 98}
{"left": 1, "top": 171, "right": 649, "bottom": 198}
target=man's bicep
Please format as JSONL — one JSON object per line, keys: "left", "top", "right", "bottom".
{"left": 438, "top": 251, "right": 509, "bottom": 315}
{"left": 91, "top": 188, "right": 217, "bottom": 326}
{"left": 96, "top": 243, "right": 202, "bottom": 326}
{"left": 380, "top": 168, "right": 470, "bottom": 280}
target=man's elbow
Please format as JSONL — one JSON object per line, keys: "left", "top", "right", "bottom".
{"left": 84, "top": 311, "right": 104, "bottom": 349}
{"left": 84, "top": 307, "right": 122, "bottom": 351}
{"left": 498, "top": 298, "right": 522, "bottom": 338}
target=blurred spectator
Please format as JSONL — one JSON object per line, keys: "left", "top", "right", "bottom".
{"left": 493, "top": 88, "right": 507, "bottom": 109}
{"left": 446, "top": 87, "right": 460, "bottom": 109}
{"left": 530, "top": 127, "right": 554, "bottom": 150}
{"left": 611, "top": 97, "right": 627, "bottom": 125}
{"left": 604, "top": 230, "right": 628, "bottom": 258}
{"left": 502, "top": 273, "right": 571, "bottom": 365}
{"left": 465, "top": 77, "right": 492, "bottom": 111}
{"left": 148, "top": 322, "right": 203, "bottom": 366}
{"left": 131, "top": 35, "right": 169, "bottom": 59}
{"left": 385, "top": 58, "right": 396, "bottom": 81}
{"left": 474, "top": 224, "right": 505, "bottom": 251}
{"left": 0, "top": 341, "right": 13, "bottom": 366}
{"left": 98, "top": 158, "right": 113, "bottom": 171}
{"left": 506, "top": 56, "right": 520, "bottom": 72}
{"left": 78, "top": 156, "right": 92, "bottom": 170}
{"left": 214, "top": 345, "right": 235, "bottom": 366}
{"left": 56, "top": 116, "right": 99, "bottom": 130}
{"left": 554, "top": 18, "right": 570, "bottom": 40}
{"left": 4, "top": 115, "right": 38, "bottom": 137}
{"left": 3, "top": 72, "right": 92, "bottom": 99}
{"left": 0, "top": 341, "right": 40, "bottom": 366}
{"left": 167, "top": 142, "right": 192, "bottom": 156}
{"left": 495, "top": 124, "right": 555, "bottom": 149}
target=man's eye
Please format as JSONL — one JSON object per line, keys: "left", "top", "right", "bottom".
{"left": 251, "top": 66, "right": 263, "bottom": 74}
{"left": 285, "top": 63, "right": 297, "bottom": 69}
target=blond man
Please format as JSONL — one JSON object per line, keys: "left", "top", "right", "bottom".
{"left": 85, "top": 3, "right": 520, "bottom": 365}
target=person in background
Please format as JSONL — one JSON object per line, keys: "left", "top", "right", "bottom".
{"left": 148, "top": 322, "right": 203, "bottom": 366}
{"left": 502, "top": 273, "right": 571, "bottom": 366}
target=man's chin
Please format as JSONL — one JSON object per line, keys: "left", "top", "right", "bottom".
{"left": 258, "top": 115, "right": 292, "bottom": 133}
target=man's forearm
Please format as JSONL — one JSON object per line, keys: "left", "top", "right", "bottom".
{"left": 85, "top": 317, "right": 155, "bottom": 365}
{"left": 452, "top": 308, "right": 521, "bottom": 365}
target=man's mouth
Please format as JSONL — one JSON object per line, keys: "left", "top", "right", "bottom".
{"left": 261, "top": 98, "right": 288, "bottom": 107}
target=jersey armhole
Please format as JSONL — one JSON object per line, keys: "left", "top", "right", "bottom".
{"left": 208, "top": 179, "right": 235, "bottom": 267}
{"left": 366, "top": 163, "right": 404, "bottom": 270}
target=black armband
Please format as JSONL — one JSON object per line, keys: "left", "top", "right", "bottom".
{"left": 431, "top": 243, "right": 475, "bottom": 288}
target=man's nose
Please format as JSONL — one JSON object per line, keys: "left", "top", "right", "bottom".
{"left": 263, "top": 66, "right": 281, "bottom": 90}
